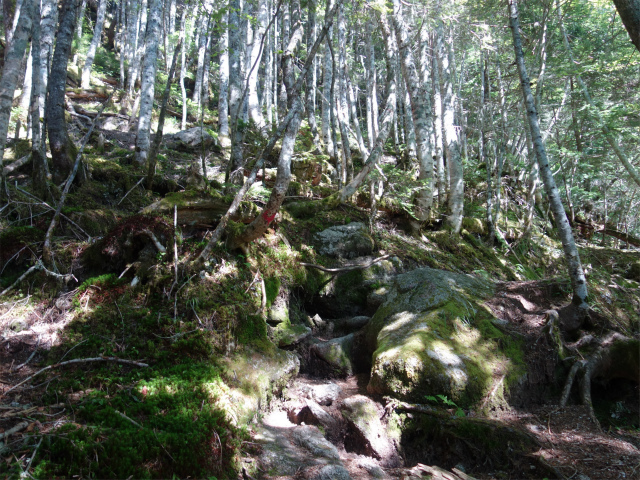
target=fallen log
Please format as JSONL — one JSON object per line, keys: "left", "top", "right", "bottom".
{"left": 2, "top": 154, "right": 30, "bottom": 175}
{"left": 142, "top": 191, "right": 259, "bottom": 227}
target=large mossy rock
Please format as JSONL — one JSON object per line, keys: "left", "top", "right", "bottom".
{"left": 163, "top": 127, "right": 220, "bottom": 152}
{"left": 315, "top": 256, "right": 401, "bottom": 317}
{"left": 222, "top": 347, "right": 299, "bottom": 425}
{"left": 314, "top": 222, "right": 375, "bottom": 259}
{"left": 363, "top": 268, "right": 525, "bottom": 407}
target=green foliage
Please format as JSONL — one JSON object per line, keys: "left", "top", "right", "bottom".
{"left": 33, "top": 363, "right": 242, "bottom": 478}
{"left": 425, "top": 394, "right": 466, "bottom": 418}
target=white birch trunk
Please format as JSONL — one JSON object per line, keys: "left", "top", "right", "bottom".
{"left": 135, "top": 0, "right": 162, "bottom": 166}
{"left": 509, "top": 0, "right": 588, "bottom": 308}
{"left": 0, "top": 0, "right": 31, "bottom": 190}
{"left": 392, "top": 0, "right": 433, "bottom": 221}
{"left": 218, "top": 12, "right": 230, "bottom": 140}
{"left": 81, "top": 0, "right": 108, "bottom": 89}
{"left": 438, "top": 21, "right": 463, "bottom": 233}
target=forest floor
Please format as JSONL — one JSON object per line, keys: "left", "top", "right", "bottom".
{"left": 0, "top": 89, "right": 639, "bottom": 478}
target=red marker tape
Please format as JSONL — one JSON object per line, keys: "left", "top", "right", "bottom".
{"left": 262, "top": 211, "right": 277, "bottom": 223}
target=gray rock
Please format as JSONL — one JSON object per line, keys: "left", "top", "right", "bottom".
{"left": 292, "top": 425, "right": 341, "bottom": 461}
{"left": 340, "top": 395, "right": 398, "bottom": 465}
{"left": 308, "top": 382, "right": 341, "bottom": 406}
{"left": 362, "top": 267, "right": 521, "bottom": 406}
{"left": 288, "top": 399, "right": 338, "bottom": 430}
{"left": 163, "top": 127, "right": 219, "bottom": 152}
{"left": 337, "top": 315, "right": 370, "bottom": 333}
{"left": 310, "top": 334, "right": 356, "bottom": 376}
{"left": 310, "top": 465, "right": 352, "bottom": 480}
{"left": 272, "top": 323, "right": 312, "bottom": 348}
{"left": 267, "top": 288, "right": 289, "bottom": 324}
{"left": 314, "top": 222, "right": 375, "bottom": 259}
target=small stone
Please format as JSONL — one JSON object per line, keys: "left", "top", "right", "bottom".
{"left": 310, "top": 334, "right": 355, "bottom": 376}
{"left": 309, "top": 382, "right": 341, "bottom": 406}
{"left": 340, "top": 395, "right": 399, "bottom": 466}
{"left": 310, "top": 465, "right": 352, "bottom": 480}
{"left": 291, "top": 425, "right": 341, "bottom": 461}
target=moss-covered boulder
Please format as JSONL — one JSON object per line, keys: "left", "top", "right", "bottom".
{"left": 462, "top": 217, "right": 485, "bottom": 235}
{"left": 317, "top": 257, "right": 401, "bottom": 317}
{"left": 363, "top": 268, "right": 525, "bottom": 407}
{"left": 314, "top": 222, "right": 375, "bottom": 259}
{"left": 221, "top": 347, "right": 299, "bottom": 425}
{"left": 626, "top": 261, "right": 640, "bottom": 281}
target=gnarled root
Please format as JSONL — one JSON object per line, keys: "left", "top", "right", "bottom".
{"left": 555, "top": 331, "right": 639, "bottom": 429}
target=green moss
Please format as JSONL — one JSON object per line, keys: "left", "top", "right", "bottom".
{"left": 264, "top": 276, "right": 281, "bottom": 307}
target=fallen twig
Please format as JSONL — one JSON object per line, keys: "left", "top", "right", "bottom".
{"left": 115, "top": 410, "right": 142, "bottom": 429}
{"left": 12, "top": 337, "right": 40, "bottom": 371}
{"left": 117, "top": 176, "right": 145, "bottom": 205}
{"left": 2, "top": 154, "right": 30, "bottom": 176}
{"left": 0, "top": 421, "right": 29, "bottom": 440}
{"left": 300, "top": 254, "right": 390, "bottom": 273}
{"left": 0, "top": 265, "right": 40, "bottom": 297}
{"left": 22, "top": 437, "right": 43, "bottom": 478}
{"left": 2, "top": 356, "right": 148, "bottom": 396}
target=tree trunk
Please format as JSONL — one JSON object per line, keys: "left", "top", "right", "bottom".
{"left": 0, "top": 0, "right": 31, "bottom": 196}
{"left": 337, "top": 11, "right": 396, "bottom": 202}
{"left": 366, "top": 18, "right": 379, "bottom": 149}
{"left": 134, "top": 0, "right": 162, "bottom": 166}
{"left": 81, "top": 0, "right": 108, "bottom": 89}
{"left": 613, "top": 0, "right": 640, "bottom": 52}
{"left": 438, "top": 20, "right": 463, "bottom": 233}
{"left": 179, "top": 4, "right": 188, "bottom": 129}
{"left": 247, "top": 0, "right": 267, "bottom": 129}
{"left": 392, "top": 0, "right": 434, "bottom": 223}
{"left": 147, "top": 40, "right": 181, "bottom": 189}
{"left": 30, "top": 0, "right": 50, "bottom": 199}
{"left": 336, "top": 2, "right": 352, "bottom": 182}
{"left": 321, "top": 29, "right": 334, "bottom": 158}
{"left": 508, "top": 0, "right": 588, "bottom": 309}
{"left": 432, "top": 33, "right": 445, "bottom": 207}
{"left": 217, "top": 12, "right": 229, "bottom": 140}
{"left": 227, "top": 0, "right": 246, "bottom": 186}
{"left": 305, "top": 0, "right": 321, "bottom": 147}
{"left": 47, "top": 0, "right": 80, "bottom": 185}
{"left": 229, "top": 0, "right": 340, "bottom": 249}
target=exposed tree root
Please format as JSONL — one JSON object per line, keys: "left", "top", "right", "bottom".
{"left": 546, "top": 305, "right": 640, "bottom": 428}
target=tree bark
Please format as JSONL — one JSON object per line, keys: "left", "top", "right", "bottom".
{"left": 81, "top": 0, "right": 108, "bottom": 89}
{"left": 218, "top": 12, "right": 230, "bottom": 141}
{"left": 0, "top": 0, "right": 31, "bottom": 196}
{"left": 247, "top": 0, "right": 268, "bottom": 129}
{"left": 438, "top": 20, "right": 463, "bottom": 233}
{"left": 47, "top": 0, "right": 80, "bottom": 185}
{"left": 229, "top": 0, "right": 340, "bottom": 249}
{"left": 30, "top": 0, "right": 50, "bottom": 199}
{"left": 147, "top": 40, "right": 181, "bottom": 189}
{"left": 508, "top": 0, "right": 588, "bottom": 309}
{"left": 227, "top": 0, "right": 246, "bottom": 186}
{"left": 392, "top": 0, "right": 434, "bottom": 223}
{"left": 337, "top": 11, "right": 396, "bottom": 202}
{"left": 613, "top": 0, "right": 640, "bottom": 52}
{"left": 134, "top": 0, "right": 162, "bottom": 166}
{"left": 305, "top": 0, "right": 321, "bottom": 147}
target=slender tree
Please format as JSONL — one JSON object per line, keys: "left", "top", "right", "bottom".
{"left": 47, "top": 0, "right": 80, "bottom": 184}
{"left": 135, "top": 0, "right": 163, "bottom": 166}
{"left": 81, "top": 0, "right": 108, "bottom": 89}
{"left": 0, "top": 0, "right": 32, "bottom": 196}
{"left": 508, "top": 0, "right": 588, "bottom": 311}
{"left": 391, "top": 0, "right": 434, "bottom": 224}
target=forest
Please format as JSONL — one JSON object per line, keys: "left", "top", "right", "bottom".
{"left": 0, "top": 0, "right": 639, "bottom": 478}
